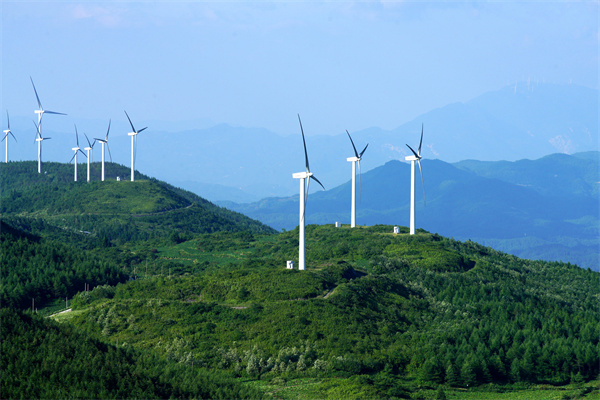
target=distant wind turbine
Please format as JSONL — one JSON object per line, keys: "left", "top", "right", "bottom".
{"left": 94, "top": 120, "right": 112, "bottom": 181}
{"left": 346, "top": 130, "right": 368, "bottom": 228}
{"left": 30, "top": 77, "right": 66, "bottom": 173}
{"left": 33, "top": 120, "right": 51, "bottom": 173}
{"left": 2, "top": 110, "right": 17, "bottom": 163}
{"left": 404, "top": 124, "right": 426, "bottom": 235}
{"left": 69, "top": 125, "right": 87, "bottom": 182}
{"left": 124, "top": 110, "right": 147, "bottom": 182}
{"left": 83, "top": 133, "right": 96, "bottom": 182}
{"left": 292, "top": 114, "right": 325, "bottom": 271}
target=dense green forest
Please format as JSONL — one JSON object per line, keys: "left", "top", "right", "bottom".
{"left": 1, "top": 162, "right": 598, "bottom": 399}
{"left": 0, "top": 308, "right": 261, "bottom": 399}
{"left": 0, "top": 162, "right": 276, "bottom": 244}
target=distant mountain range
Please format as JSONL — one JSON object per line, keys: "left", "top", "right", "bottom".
{"left": 5, "top": 82, "right": 598, "bottom": 203}
{"left": 222, "top": 152, "right": 600, "bottom": 270}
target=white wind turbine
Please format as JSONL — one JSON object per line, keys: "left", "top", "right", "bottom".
{"left": 346, "top": 130, "right": 368, "bottom": 228}
{"left": 94, "top": 120, "right": 112, "bottom": 181}
{"left": 33, "top": 120, "right": 51, "bottom": 173}
{"left": 31, "top": 77, "right": 66, "bottom": 173}
{"left": 124, "top": 110, "right": 147, "bottom": 182}
{"left": 69, "top": 125, "right": 87, "bottom": 182}
{"left": 404, "top": 124, "right": 426, "bottom": 235}
{"left": 83, "top": 133, "right": 96, "bottom": 182}
{"left": 292, "top": 114, "right": 325, "bottom": 271}
{"left": 2, "top": 111, "right": 17, "bottom": 163}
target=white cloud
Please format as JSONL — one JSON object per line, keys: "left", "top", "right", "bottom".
{"left": 70, "top": 4, "right": 124, "bottom": 27}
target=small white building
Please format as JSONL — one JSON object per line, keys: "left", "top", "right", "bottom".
{"left": 286, "top": 260, "right": 295, "bottom": 269}
{"left": 335, "top": 222, "right": 341, "bottom": 228}
{"left": 393, "top": 226, "right": 400, "bottom": 234}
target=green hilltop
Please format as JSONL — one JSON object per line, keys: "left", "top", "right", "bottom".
{"left": 1, "top": 161, "right": 275, "bottom": 244}
{"left": 1, "top": 162, "right": 598, "bottom": 399}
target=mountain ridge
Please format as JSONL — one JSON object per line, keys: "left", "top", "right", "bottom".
{"left": 222, "top": 152, "right": 599, "bottom": 270}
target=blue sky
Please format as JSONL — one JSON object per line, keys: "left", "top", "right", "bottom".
{"left": 1, "top": 1, "right": 598, "bottom": 137}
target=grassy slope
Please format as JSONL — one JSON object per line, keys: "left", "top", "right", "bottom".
{"left": 63, "top": 225, "right": 599, "bottom": 399}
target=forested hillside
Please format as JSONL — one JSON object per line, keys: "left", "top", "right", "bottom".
{"left": 66, "top": 226, "right": 599, "bottom": 398}
{"left": 0, "top": 308, "right": 261, "bottom": 399}
{"left": 1, "top": 162, "right": 598, "bottom": 399}
{"left": 1, "top": 162, "right": 275, "bottom": 245}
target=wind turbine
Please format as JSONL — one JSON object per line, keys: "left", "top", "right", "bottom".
{"left": 83, "top": 133, "right": 96, "bottom": 182}
{"left": 124, "top": 110, "right": 147, "bottom": 182}
{"left": 404, "top": 124, "right": 426, "bottom": 235}
{"left": 69, "top": 125, "right": 87, "bottom": 182}
{"left": 292, "top": 114, "right": 325, "bottom": 271}
{"left": 94, "top": 120, "right": 112, "bottom": 181}
{"left": 2, "top": 110, "right": 17, "bottom": 163}
{"left": 346, "top": 130, "right": 368, "bottom": 228}
{"left": 33, "top": 120, "right": 51, "bottom": 173}
{"left": 30, "top": 77, "right": 66, "bottom": 173}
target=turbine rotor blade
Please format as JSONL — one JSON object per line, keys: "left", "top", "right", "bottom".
{"left": 138, "top": 127, "right": 147, "bottom": 134}
{"left": 297, "top": 114, "right": 310, "bottom": 172}
{"left": 107, "top": 143, "right": 113, "bottom": 162}
{"left": 406, "top": 144, "right": 420, "bottom": 159}
{"left": 358, "top": 159, "right": 362, "bottom": 202}
{"left": 346, "top": 130, "right": 359, "bottom": 158}
{"left": 74, "top": 124, "right": 79, "bottom": 146}
{"left": 124, "top": 110, "right": 135, "bottom": 132}
{"left": 106, "top": 119, "right": 111, "bottom": 140}
{"left": 10, "top": 132, "right": 17, "bottom": 142}
{"left": 44, "top": 110, "right": 67, "bottom": 116}
{"left": 30, "top": 77, "right": 42, "bottom": 109}
{"left": 359, "top": 143, "right": 369, "bottom": 158}
{"left": 69, "top": 153, "right": 76, "bottom": 163}
{"left": 78, "top": 149, "right": 87, "bottom": 158}
{"left": 310, "top": 174, "right": 325, "bottom": 191}
{"left": 302, "top": 177, "right": 310, "bottom": 223}
{"left": 417, "top": 159, "right": 426, "bottom": 205}
{"left": 84, "top": 133, "right": 92, "bottom": 148}
{"left": 418, "top": 123, "right": 423, "bottom": 156}
{"left": 6, "top": 110, "right": 10, "bottom": 129}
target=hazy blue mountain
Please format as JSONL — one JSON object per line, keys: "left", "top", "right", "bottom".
{"left": 5, "top": 83, "right": 597, "bottom": 202}
{"left": 223, "top": 152, "right": 599, "bottom": 270}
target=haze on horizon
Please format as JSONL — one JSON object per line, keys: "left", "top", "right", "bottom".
{"left": 1, "top": 1, "right": 598, "bottom": 138}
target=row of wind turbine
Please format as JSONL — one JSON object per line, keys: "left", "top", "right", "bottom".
{"left": 21, "top": 79, "right": 147, "bottom": 182}
{"left": 294, "top": 120, "right": 426, "bottom": 271}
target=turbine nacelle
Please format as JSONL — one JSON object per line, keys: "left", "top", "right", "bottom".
{"left": 346, "top": 156, "right": 360, "bottom": 162}
{"left": 404, "top": 155, "right": 419, "bottom": 162}
{"left": 292, "top": 171, "right": 312, "bottom": 179}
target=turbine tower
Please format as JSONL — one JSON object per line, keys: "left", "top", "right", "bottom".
{"left": 404, "top": 124, "right": 426, "bottom": 235}
{"left": 124, "top": 110, "right": 147, "bottom": 182}
{"left": 346, "top": 130, "right": 368, "bottom": 228}
{"left": 2, "top": 110, "right": 17, "bottom": 163}
{"left": 31, "top": 77, "right": 66, "bottom": 173}
{"left": 83, "top": 133, "right": 96, "bottom": 182}
{"left": 292, "top": 114, "right": 325, "bottom": 271}
{"left": 94, "top": 120, "right": 112, "bottom": 181}
{"left": 69, "top": 125, "right": 87, "bottom": 182}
